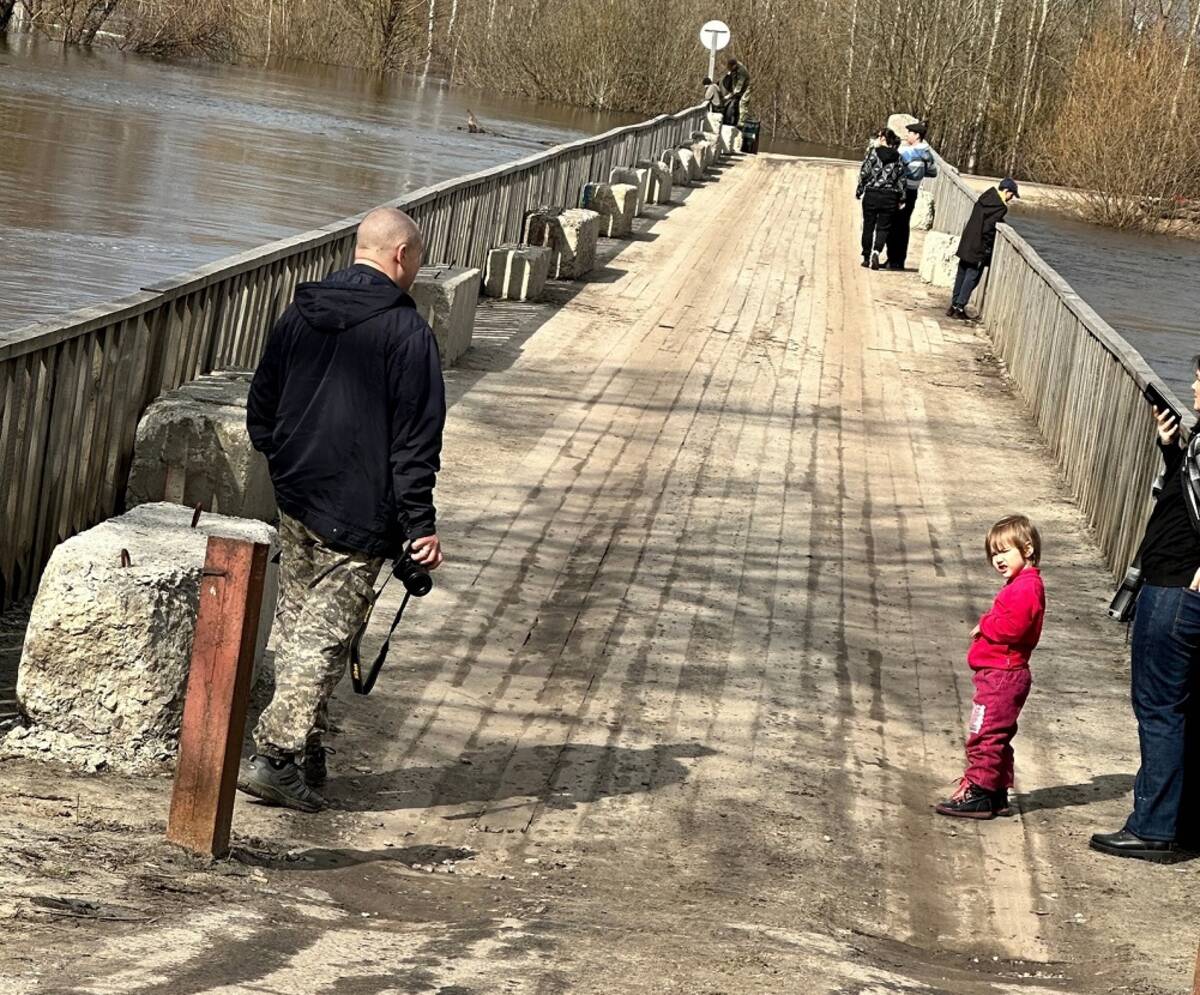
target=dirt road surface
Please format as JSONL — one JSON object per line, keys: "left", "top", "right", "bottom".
{"left": 1, "top": 155, "right": 1195, "bottom": 994}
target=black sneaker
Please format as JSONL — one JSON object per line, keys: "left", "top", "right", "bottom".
{"left": 237, "top": 754, "right": 326, "bottom": 813}
{"left": 992, "top": 787, "right": 1011, "bottom": 816}
{"left": 303, "top": 741, "right": 335, "bottom": 788}
{"left": 869, "top": 250, "right": 881, "bottom": 270}
{"left": 935, "top": 780, "right": 999, "bottom": 820}
{"left": 861, "top": 256, "right": 870, "bottom": 268}
{"left": 950, "top": 306, "right": 969, "bottom": 321}
{"left": 945, "top": 304, "right": 957, "bottom": 317}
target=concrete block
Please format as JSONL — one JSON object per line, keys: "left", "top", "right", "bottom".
{"left": 581, "top": 182, "right": 637, "bottom": 238}
{"left": 409, "top": 263, "right": 481, "bottom": 367}
{"left": 911, "top": 187, "right": 935, "bottom": 231}
{"left": 660, "top": 148, "right": 688, "bottom": 188}
{"left": 609, "top": 167, "right": 647, "bottom": 216}
{"left": 637, "top": 159, "right": 673, "bottom": 205}
{"left": 126, "top": 370, "right": 275, "bottom": 524}
{"left": 6, "top": 502, "right": 278, "bottom": 771}
{"left": 678, "top": 147, "right": 702, "bottom": 182}
{"left": 524, "top": 206, "right": 600, "bottom": 279}
{"left": 483, "top": 243, "right": 552, "bottom": 301}
{"left": 920, "top": 230, "right": 959, "bottom": 288}
{"left": 706, "top": 111, "right": 724, "bottom": 136}
{"left": 720, "top": 125, "right": 739, "bottom": 154}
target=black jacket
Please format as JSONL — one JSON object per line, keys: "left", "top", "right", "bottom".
{"left": 247, "top": 264, "right": 446, "bottom": 557}
{"left": 855, "top": 146, "right": 906, "bottom": 210}
{"left": 956, "top": 187, "right": 1008, "bottom": 265}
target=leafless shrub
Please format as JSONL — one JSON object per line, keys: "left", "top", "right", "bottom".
{"left": 1033, "top": 21, "right": 1200, "bottom": 230}
{"left": 117, "top": 0, "right": 237, "bottom": 59}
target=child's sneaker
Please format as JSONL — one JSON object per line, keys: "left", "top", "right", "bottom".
{"left": 935, "top": 779, "right": 999, "bottom": 820}
{"left": 992, "top": 787, "right": 1011, "bottom": 816}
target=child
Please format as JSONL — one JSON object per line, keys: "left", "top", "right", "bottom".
{"left": 936, "top": 515, "right": 1045, "bottom": 819}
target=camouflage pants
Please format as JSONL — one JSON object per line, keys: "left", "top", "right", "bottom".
{"left": 254, "top": 512, "right": 383, "bottom": 758}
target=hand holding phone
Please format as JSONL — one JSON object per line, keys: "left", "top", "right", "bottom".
{"left": 1145, "top": 382, "right": 1180, "bottom": 445}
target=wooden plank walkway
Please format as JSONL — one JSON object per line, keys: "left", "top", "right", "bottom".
{"left": 3, "top": 155, "right": 1195, "bottom": 994}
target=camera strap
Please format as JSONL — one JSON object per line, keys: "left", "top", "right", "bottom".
{"left": 349, "top": 575, "right": 412, "bottom": 696}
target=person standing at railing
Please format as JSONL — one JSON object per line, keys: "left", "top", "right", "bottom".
{"left": 239, "top": 207, "right": 446, "bottom": 814}
{"left": 885, "top": 121, "right": 938, "bottom": 271}
{"left": 946, "top": 177, "right": 1018, "bottom": 320}
{"left": 720, "top": 57, "right": 750, "bottom": 127}
{"left": 1092, "top": 368, "right": 1200, "bottom": 862}
{"left": 855, "top": 128, "right": 906, "bottom": 271}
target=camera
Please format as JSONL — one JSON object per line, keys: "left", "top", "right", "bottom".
{"left": 393, "top": 544, "right": 433, "bottom": 597}
{"left": 1108, "top": 562, "right": 1142, "bottom": 623}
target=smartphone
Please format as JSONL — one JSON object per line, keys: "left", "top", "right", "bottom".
{"left": 1144, "top": 382, "right": 1179, "bottom": 422}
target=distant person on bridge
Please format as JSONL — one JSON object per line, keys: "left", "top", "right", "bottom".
{"left": 937, "top": 515, "right": 1045, "bottom": 820}
{"left": 240, "top": 207, "right": 446, "bottom": 814}
{"left": 702, "top": 76, "right": 725, "bottom": 115}
{"left": 720, "top": 57, "right": 750, "bottom": 127}
{"left": 884, "top": 121, "right": 938, "bottom": 271}
{"left": 946, "top": 177, "right": 1018, "bottom": 320}
{"left": 855, "top": 128, "right": 906, "bottom": 271}
{"left": 1092, "top": 372, "right": 1200, "bottom": 862}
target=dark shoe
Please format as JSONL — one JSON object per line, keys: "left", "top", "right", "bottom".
{"left": 303, "top": 741, "right": 334, "bottom": 788}
{"left": 861, "top": 256, "right": 870, "bottom": 268}
{"left": 992, "top": 787, "right": 1011, "bottom": 816}
{"left": 237, "top": 754, "right": 326, "bottom": 813}
{"left": 886, "top": 263, "right": 906, "bottom": 271}
{"left": 869, "top": 250, "right": 881, "bottom": 270}
{"left": 935, "top": 779, "right": 998, "bottom": 820}
{"left": 1089, "top": 828, "right": 1181, "bottom": 863}
{"left": 950, "top": 306, "right": 969, "bottom": 321}
{"left": 945, "top": 305, "right": 958, "bottom": 317}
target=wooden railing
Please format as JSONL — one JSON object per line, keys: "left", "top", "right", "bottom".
{"left": 926, "top": 158, "right": 1189, "bottom": 579}
{"left": 0, "top": 105, "right": 709, "bottom": 611}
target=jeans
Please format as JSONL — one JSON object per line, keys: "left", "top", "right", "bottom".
{"left": 951, "top": 260, "right": 985, "bottom": 309}
{"left": 861, "top": 204, "right": 894, "bottom": 259}
{"left": 886, "top": 194, "right": 917, "bottom": 268}
{"left": 1125, "top": 583, "right": 1200, "bottom": 841}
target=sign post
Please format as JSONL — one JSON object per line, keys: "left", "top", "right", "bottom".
{"left": 700, "top": 19, "right": 731, "bottom": 82}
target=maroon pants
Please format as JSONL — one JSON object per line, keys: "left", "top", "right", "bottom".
{"left": 964, "top": 667, "right": 1032, "bottom": 791}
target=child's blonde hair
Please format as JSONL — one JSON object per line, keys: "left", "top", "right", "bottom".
{"left": 985, "top": 514, "right": 1041, "bottom": 565}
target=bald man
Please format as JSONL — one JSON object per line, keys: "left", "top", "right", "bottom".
{"left": 242, "top": 207, "right": 446, "bottom": 812}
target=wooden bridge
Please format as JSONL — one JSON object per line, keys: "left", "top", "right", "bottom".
{"left": 0, "top": 112, "right": 1196, "bottom": 993}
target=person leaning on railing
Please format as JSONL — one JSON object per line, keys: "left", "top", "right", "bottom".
{"left": 238, "top": 207, "right": 447, "bottom": 814}
{"left": 1091, "top": 364, "right": 1200, "bottom": 863}
{"left": 945, "top": 177, "right": 1019, "bottom": 321}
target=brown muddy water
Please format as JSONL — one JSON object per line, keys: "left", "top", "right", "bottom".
{"left": 1011, "top": 207, "right": 1200, "bottom": 404}
{"left": 0, "top": 35, "right": 638, "bottom": 333}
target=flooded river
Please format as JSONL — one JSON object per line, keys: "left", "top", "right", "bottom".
{"left": 0, "top": 35, "right": 635, "bottom": 333}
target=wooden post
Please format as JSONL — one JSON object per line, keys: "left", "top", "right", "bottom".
{"left": 167, "top": 536, "right": 269, "bottom": 858}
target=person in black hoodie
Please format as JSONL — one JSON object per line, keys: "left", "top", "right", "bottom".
{"left": 239, "top": 207, "right": 446, "bottom": 812}
{"left": 947, "top": 177, "right": 1019, "bottom": 320}
{"left": 855, "top": 128, "right": 906, "bottom": 271}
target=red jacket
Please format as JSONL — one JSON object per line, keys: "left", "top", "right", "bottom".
{"left": 968, "top": 567, "right": 1044, "bottom": 671}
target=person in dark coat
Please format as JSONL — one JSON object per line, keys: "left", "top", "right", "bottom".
{"left": 855, "top": 128, "right": 906, "bottom": 271}
{"left": 240, "top": 207, "right": 446, "bottom": 813}
{"left": 947, "top": 177, "right": 1019, "bottom": 320}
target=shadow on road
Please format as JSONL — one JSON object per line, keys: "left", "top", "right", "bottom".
{"left": 324, "top": 741, "right": 717, "bottom": 813}
{"left": 1016, "top": 772, "right": 1134, "bottom": 814}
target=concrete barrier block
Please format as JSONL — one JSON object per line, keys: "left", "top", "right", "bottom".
{"left": 720, "top": 125, "right": 739, "bottom": 154}
{"left": 6, "top": 502, "right": 278, "bottom": 771}
{"left": 483, "top": 244, "right": 552, "bottom": 300}
{"left": 911, "top": 187, "right": 935, "bottom": 231}
{"left": 920, "top": 230, "right": 959, "bottom": 288}
{"left": 524, "top": 207, "right": 600, "bottom": 279}
{"left": 609, "top": 167, "right": 646, "bottom": 216}
{"left": 637, "top": 159, "right": 673, "bottom": 205}
{"left": 660, "top": 148, "right": 689, "bottom": 188}
{"left": 410, "top": 264, "right": 481, "bottom": 367}
{"left": 678, "top": 147, "right": 702, "bottom": 182}
{"left": 126, "top": 370, "right": 275, "bottom": 524}
{"left": 581, "top": 182, "right": 637, "bottom": 238}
